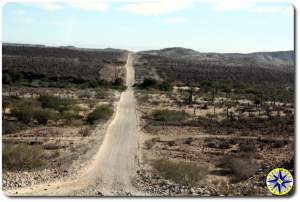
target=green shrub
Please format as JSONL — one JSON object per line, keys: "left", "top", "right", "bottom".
{"left": 138, "top": 79, "right": 173, "bottom": 92}
{"left": 152, "top": 159, "right": 208, "bottom": 186}
{"left": 159, "top": 81, "right": 173, "bottom": 91}
{"left": 11, "top": 105, "right": 34, "bottom": 123}
{"left": 139, "top": 78, "right": 158, "bottom": 89}
{"left": 38, "top": 95, "right": 74, "bottom": 112}
{"left": 86, "top": 105, "right": 113, "bottom": 124}
{"left": 33, "top": 109, "right": 56, "bottom": 124}
{"left": 2, "top": 143, "right": 45, "bottom": 170}
{"left": 113, "top": 78, "right": 124, "bottom": 86}
{"left": 62, "top": 110, "right": 82, "bottom": 124}
{"left": 2, "top": 121, "right": 20, "bottom": 134}
{"left": 152, "top": 109, "right": 189, "bottom": 124}
{"left": 244, "top": 88, "right": 261, "bottom": 95}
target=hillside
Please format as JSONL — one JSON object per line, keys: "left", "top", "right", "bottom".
{"left": 2, "top": 44, "right": 128, "bottom": 84}
{"left": 139, "top": 47, "right": 294, "bottom": 70}
{"left": 135, "top": 48, "right": 295, "bottom": 88}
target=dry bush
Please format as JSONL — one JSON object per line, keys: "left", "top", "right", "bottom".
{"left": 2, "top": 120, "right": 20, "bottom": 134}
{"left": 38, "top": 95, "right": 74, "bottom": 113}
{"left": 152, "top": 109, "right": 189, "bottom": 124}
{"left": 3, "top": 143, "right": 45, "bottom": 170}
{"left": 79, "top": 126, "right": 91, "bottom": 137}
{"left": 11, "top": 104, "right": 35, "bottom": 123}
{"left": 144, "top": 137, "right": 160, "bottom": 149}
{"left": 239, "top": 143, "right": 256, "bottom": 153}
{"left": 86, "top": 104, "right": 113, "bottom": 124}
{"left": 218, "top": 155, "right": 259, "bottom": 182}
{"left": 33, "top": 108, "right": 57, "bottom": 124}
{"left": 43, "top": 140, "right": 64, "bottom": 150}
{"left": 152, "top": 159, "right": 208, "bottom": 186}
{"left": 205, "top": 138, "right": 231, "bottom": 149}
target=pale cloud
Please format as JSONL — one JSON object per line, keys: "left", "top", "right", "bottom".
{"left": 160, "top": 16, "right": 187, "bottom": 24}
{"left": 70, "top": 1, "right": 109, "bottom": 12}
{"left": 35, "top": 2, "right": 66, "bottom": 11}
{"left": 120, "top": 0, "right": 192, "bottom": 16}
{"left": 30, "top": 1, "right": 108, "bottom": 12}
{"left": 14, "top": 17, "right": 34, "bottom": 24}
{"left": 17, "top": 0, "right": 294, "bottom": 16}
{"left": 13, "top": 9, "right": 27, "bottom": 15}
{"left": 209, "top": 0, "right": 256, "bottom": 12}
{"left": 252, "top": 6, "right": 294, "bottom": 16}
{"left": 50, "top": 21, "right": 65, "bottom": 27}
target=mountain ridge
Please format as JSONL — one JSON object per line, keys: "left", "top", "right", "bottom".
{"left": 138, "top": 47, "right": 294, "bottom": 67}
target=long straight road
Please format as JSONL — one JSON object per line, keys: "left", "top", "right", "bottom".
{"left": 6, "top": 53, "right": 142, "bottom": 196}
{"left": 84, "top": 53, "right": 140, "bottom": 195}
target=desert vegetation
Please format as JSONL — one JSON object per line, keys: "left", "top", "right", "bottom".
{"left": 134, "top": 52, "right": 294, "bottom": 196}
{"left": 151, "top": 159, "right": 208, "bottom": 186}
{"left": 2, "top": 44, "right": 125, "bottom": 190}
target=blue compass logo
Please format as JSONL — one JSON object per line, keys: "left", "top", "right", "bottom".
{"left": 266, "top": 168, "right": 293, "bottom": 195}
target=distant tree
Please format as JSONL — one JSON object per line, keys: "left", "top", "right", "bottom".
{"left": 159, "top": 81, "right": 172, "bottom": 91}
{"left": 139, "top": 78, "right": 158, "bottom": 89}
{"left": 113, "top": 78, "right": 124, "bottom": 86}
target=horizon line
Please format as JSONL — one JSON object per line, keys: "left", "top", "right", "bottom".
{"left": 2, "top": 41, "right": 294, "bottom": 54}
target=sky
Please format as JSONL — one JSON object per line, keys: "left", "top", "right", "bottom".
{"left": 1, "top": 0, "right": 294, "bottom": 53}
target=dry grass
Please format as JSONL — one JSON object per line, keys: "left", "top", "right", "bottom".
{"left": 152, "top": 159, "right": 208, "bottom": 186}
{"left": 218, "top": 155, "right": 259, "bottom": 182}
{"left": 3, "top": 143, "right": 45, "bottom": 171}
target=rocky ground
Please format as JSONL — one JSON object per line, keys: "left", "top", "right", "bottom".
{"left": 133, "top": 159, "right": 294, "bottom": 196}
{"left": 134, "top": 88, "right": 294, "bottom": 196}
{"left": 134, "top": 169, "right": 217, "bottom": 196}
{"left": 2, "top": 87, "right": 120, "bottom": 193}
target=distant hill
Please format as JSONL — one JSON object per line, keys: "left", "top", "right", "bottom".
{"left": 135, "top": 47, "right": 294, "bottom": 88}
{"left": 139, "top": 47, "right": 294, "bottom": 70}
{"left": 2, "top": 43, "right": 128, "bottom": 82}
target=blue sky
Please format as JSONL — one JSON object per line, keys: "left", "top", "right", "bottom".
{"left": 2, "top": 0, "right": 294, "bottom": 53}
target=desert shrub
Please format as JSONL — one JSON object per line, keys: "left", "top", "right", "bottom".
{"left": 183, "top": 137, "right": 193, "bottom": 145}
{"left": 244, "top": 88, "right": 261, "bottom": 95}
{"left": 159, "top": 81, "right": 173, "bottom": 91}
{"left": 95, "top": 88, "right": 110, "bottom": 99}
{"left": 167, "top": 140, "right": 176, "bottom": 146}
{"left": 113, "top": 78, "right": 124, "bottom": 86}
{"left": 38, "top": 95, "right": 74, "bottom": 112}
{"left": 239, "top": 143, "right": 256, "bottom": 153}
{"left": 152, "top": 159, "right": 208, "bottom": 186}
{"left": 270, "top": 140, "right": 289, "bottom": 148}
{"left": 33, "top": 108, "right": 56, "bottom": 124}
{"left": 207, "top": 142, "right": 218, "bottom": 148}
{"left": 79, "top": 126, "right": 91, "bottom": 137}
{"left": 77, "top": 90, "right": 94, "bottom": 99}
{"left": 206, "top": 139, "right": 230, "bottom": 149}
{"left": 219, "top": 141, "right": 231, "bottom": 149}
{"left": 218, "top": 155, "right": 259, "bottom": 182}
{"left": 138, "top": 79, "right": 173, "bottom": 91}
{"left": 2, "top": 143, "right": 45, "bottom": 170}
{"left": 86, "top": 104, "right": 113, "bottom": 124}
{"left": 11, "top": 105, "right": 35, "bottom": 123}
{"left": 62, "top": 110, "right": 82, "bottom": 124}
{"left": 144, "top": 137, "right": 160, "bottom": 149}
{"left": 2, "top": 121, "right": 20, "bottom": 134}
{"left": 139, "top": 78, "right": 158, "bottom": 89}
{"left": 152, "top": 109, "right": 189, "bottom": 124}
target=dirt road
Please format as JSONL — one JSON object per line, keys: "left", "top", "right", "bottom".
{"left": 6, "top": 53, "right": 142, "bottom": 196}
